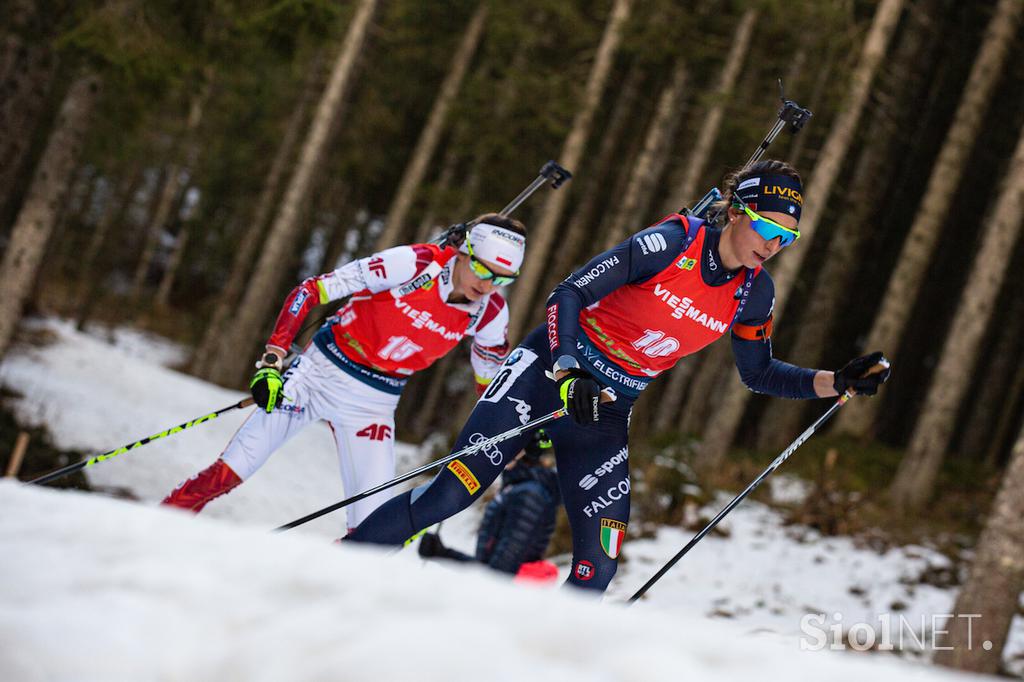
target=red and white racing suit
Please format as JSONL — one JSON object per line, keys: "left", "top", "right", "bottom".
{"left": 165, "top": 243, "right": 510, "bottom": 528}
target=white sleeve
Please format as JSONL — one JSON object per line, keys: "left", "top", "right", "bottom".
{"left": 469, "top": 296, "right": 510, "bottom": 383}
{"left": 316, "top": 246, "right": 423, "bottom": 300}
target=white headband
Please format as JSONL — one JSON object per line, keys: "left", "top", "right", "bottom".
{"left": 461, "top": 222, "right": 526, "bottom": 272}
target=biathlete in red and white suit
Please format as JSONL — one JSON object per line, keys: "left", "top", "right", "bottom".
{"left": 163, "top": 214, "right": 527, "bottom": 529}
{"left": 346, "top": 160, "right": 890, "bottom": 591}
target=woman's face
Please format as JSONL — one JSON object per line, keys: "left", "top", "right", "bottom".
{"left": 726, "top": 206, "right": 798, "bottom": 269}
{"left": 450, "top": 252, "right": 515, "bottom": 302}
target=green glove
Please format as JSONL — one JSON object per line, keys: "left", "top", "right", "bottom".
{"left": 250, "top": 367, "right": 284, "bottom": 413}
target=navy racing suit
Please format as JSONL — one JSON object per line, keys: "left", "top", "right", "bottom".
{"left": 348, "top": 216, "right": 822, "bottom": 591}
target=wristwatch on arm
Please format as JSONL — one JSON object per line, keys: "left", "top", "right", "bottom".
{"left": 258, "top": 346, "right": 286, "bottom": 371}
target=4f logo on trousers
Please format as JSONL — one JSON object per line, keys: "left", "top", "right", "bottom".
{"left": 356, "top": 424, "right": 392, "bottom": 441}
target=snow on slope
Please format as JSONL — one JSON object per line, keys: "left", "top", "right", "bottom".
{"left": 0, "top": 318, "right": 1013, "bottom": 678}
{"left": 0, "top": 482, "right": 984, "bottom": 682}
{"left": 0, "top": 318, "right": 436, "bottom": 538}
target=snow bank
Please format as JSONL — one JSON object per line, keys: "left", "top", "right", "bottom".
{"left": 0, "top": 318, "right": 427, "bottom": 537}
{"left": 0, "top": 318, "right": 1012, "bottom": 678}
{"left": 0, "top": 482, "right": 982, "bottom": 682}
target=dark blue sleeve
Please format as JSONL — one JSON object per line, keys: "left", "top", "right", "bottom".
{"left": 730, "top": 269, "right": 820, "bottom": 399}
{"left": 545, "top": 220, "right": 686, "bottom": 367}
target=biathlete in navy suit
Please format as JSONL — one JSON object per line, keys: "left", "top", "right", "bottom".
{"left": 347, "top": 160, "right": 890, "bottom": 592}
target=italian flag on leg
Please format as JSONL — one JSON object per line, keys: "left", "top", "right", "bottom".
{"left": 600, "top": 518, "right": 626, "bottom": 558}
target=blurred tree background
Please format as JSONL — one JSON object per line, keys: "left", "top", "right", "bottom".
{"left": 3, "top": 1, "right": 1024, "bottom": 672}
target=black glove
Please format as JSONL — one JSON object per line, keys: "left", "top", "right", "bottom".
{"left": 556, "top": 369, "right": 602, "bottom": 425}
{"left": 418, "top": 532, "right": 446, "bottom": 558}
{"left": 833, "top": 351, "right": 891, "bottom": 396}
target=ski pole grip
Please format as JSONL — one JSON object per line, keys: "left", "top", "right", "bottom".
{"left": 861, "top": 358, "right": 891, "bottom": 378}
{"left": 540, "top": 160, "right": 572, "bottom": 188}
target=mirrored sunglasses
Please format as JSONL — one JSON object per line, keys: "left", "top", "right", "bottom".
{"left": 732, "top": 195, "right": 801, "bottom": 248}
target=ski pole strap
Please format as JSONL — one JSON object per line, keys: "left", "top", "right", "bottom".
{"left": 28, "top": 398, "right": 255, "bottom": 486}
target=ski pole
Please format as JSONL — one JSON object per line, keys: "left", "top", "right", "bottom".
{"left": 689, "top": 80, "right": 812, "bottom": 223}
{"left": 627, "top": 361, "right": 888, "bottom": 604}
{"left": 291, "top": 160, "right": 573, "bottom": 349}
{"left": 29, "top": 398, "right": 255, "bottom": 485}
{"left": 275, "top": 407, "right": 569, "bottom": 531}
{"left": 434, "top": 159, "right": 572, "bottom": 248}
{"left": 276, "top": 388, "right": 613, "bottom": 531}
{"left": 744, "top": 81, "right": 813, "bottom": 168}
{"left": 498, "top": 159, "right": 572, "bottom": 217}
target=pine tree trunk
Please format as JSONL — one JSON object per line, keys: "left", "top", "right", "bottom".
{"left": 317, "top": 184, "right": 354, "bottom": 273}
{"left": 678, "top": 345, "right": 732, "bottom": 437}
{"left": 73, "top": 167, "right": 143, "bottom": 319}
{"left": 0, "top": 70, "right": 101, "bottom": 358}
{"left": 154, "top": 222, "right": 189, "bottom": 306}
{"left": 649, "top": 9, "right": 760, "bottom": 432}
{"left": 601, "top": 57, "right": 690, "bottom": 249}
{"left": 506, "top": 0, "right": 633, "bottom": 342}
{"left": 414, "top": 139, "right": 462, "bottom": 243}
{"left": 756, "top": 0, "right": 943, "bottom": 451}
{"left": 547, "top": 62, "right": 645, "bottom": 283}
{"left": 786, "top": 48, "right": 835, "bottom": 170}
{"left": 130, "top": 78, "right": 213, "bottom": 302}
{"left": 154, "top": 83, "right": 212, "bottom": 308}
{"left": 450, "top": 32, "right": 534, "bottom": 224}
{"left": 695, "top": 0, "right": 906, "bottom": 471}
{"left": 888, "top": 114, "right": 1024, "bottom": 511}
{"left": 131, "top": 163, "right": 184, "bottom": 298}
{"left": 837, "top": 0, "right": 1024, "bottom": 439}
{"left": 958, "top": 295, "right": 1024, "bottom": 460}
{"left": 130, "top": 165, "right": 183, "bottom": 300}
{"left": 657, "top": 7, "right": 758, "bottom": 221}
{"left": 933, "top": 421, "right": 1024, "bottom": 673}
{"left": 192, "top": 52, "right": 322, "bottom": 379}
{"left": 0, "top": 0, "right": 58, "bottom": 218}
{"left": 206, "top": 0, "right": 377, "bottom": 387}
{"left": 985, "top": 360, "right": 1024, "bottom": 467}
{"left": 374, "top": 4, "right": 488, "bottom": 252}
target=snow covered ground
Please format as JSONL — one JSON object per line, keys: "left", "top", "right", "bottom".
{"left": 0, "top": 318, "right": 1015, "bottom": 679}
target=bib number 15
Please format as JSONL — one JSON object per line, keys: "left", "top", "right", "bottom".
{"left": 378, "top": 336, "right": 423, "bottom": 362}
{"left": 631, "top": 329, "right": 679, "bottom": 358}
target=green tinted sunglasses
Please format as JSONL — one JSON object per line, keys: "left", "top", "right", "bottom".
{"left": 732, "top": 196, "right": 801, "bottom": 247}
{"left": 465, "top": 234, "right": 519, "bottom": 286}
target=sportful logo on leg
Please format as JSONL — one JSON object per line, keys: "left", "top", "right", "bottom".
{"left": 599, "top": 519, "right": 627, "bottom": 559}
{"left": 578, "top": 447, "right": 628, "bottom": 490}
{"left": 582, "top": 478, "right": 631, "bottom": 518}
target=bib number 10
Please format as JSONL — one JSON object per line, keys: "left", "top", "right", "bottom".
{"left": 378, "top": 336, "right": 423, "bottom": 362}
{"left": 631, "top": 329, "right": 679, "bottom": 358}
